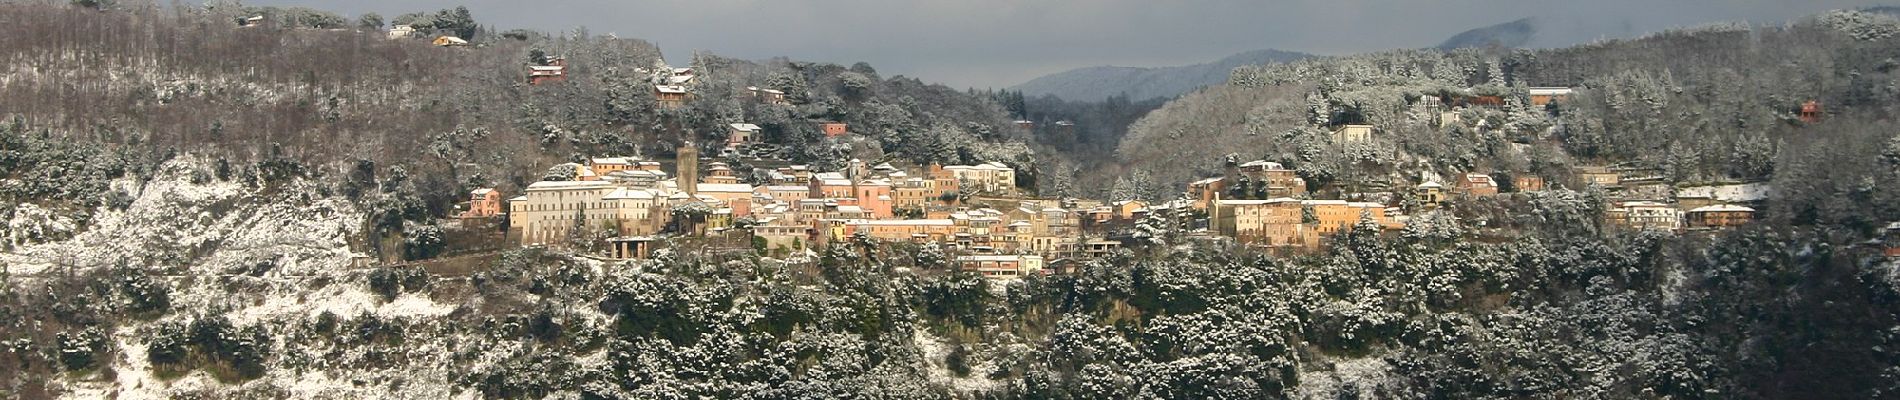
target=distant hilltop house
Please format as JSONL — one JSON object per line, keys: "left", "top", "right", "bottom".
{"left": 1444, "top": 91, "right": 1505, "bottom": 108}
{"left": 821, "top": 122, "right": 848, "bottom": 138}
{"left": 1331, "top": 124, "right": 1374, "bottom": 143}
{"left": 1013, "top": 120, "right": 1035, "bottom": 129}
{"left": 1457, "top": 173, "right": 1498, "bottom": 197}
{"left": 659, "top": 66, "right": 697, "bottom": 86}
{"left": 1686, "top": 204, "right": 1756, "bottom": 229}
{"left": 727, "top": 123, "right": 761, "bottom": 147}
{"left": 1413, "top": 181, "right": 1446, "bottom": 205}
{"left": 526, "top": 58, "right": 567, "bottom": 85}
{"left": 746, "top": 86, "right": 788, "bottom": 105}
{"left": 1675, "top": 182, "right": 1770, "bottom": 210}
{"left": 1053, "top": 120, "right": 1076, "bottom": 133}
{"left": 1527, "top": 87, "right": 1575, "bottom": 106}
{"left": 1214, "top": 198, "right": 1397, "bottom": 250}
{"left": 1575, "top": 165, "right": 1620, "bottom": 187}
{"left": 1186, "top": 159, "right": 1307, "bottom": 211}
{"left": 956, "top": 254, "right": 1046, "bottom": 280}
{"left": 1606, "top": 201, "right": 1682, "bottom": 232}
{"left": 654, "top": 85, "right": 688, "bottom": 109}
{"left": 237, "top": 15, "right": 264, "bottom": 27}
{"left": 462, "top": 188, "right": 502, "bottom": 218}
{"left": 432, "top": 36, "right": 469, "bottom": 47}
{"left": 1513, "top": 175, "right": 1547, "bottom": 192}
{"left": 387, "top": 24, "right": 415, "bottom": 39}
{"left": 1799, "top": 100, "right": 1823, "bottom": 123}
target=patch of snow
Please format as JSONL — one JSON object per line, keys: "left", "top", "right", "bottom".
{"left": 913, "top": 327, "right": 1004, "bottom": 392}
{"left": 2, "top": 156, "right": 363, "bottom": 276}
{"left": 1293, "top": 356, "right": 1398, "bottom": 399}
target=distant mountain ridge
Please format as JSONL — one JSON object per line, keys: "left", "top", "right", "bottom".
{"left": 1438, "top": 17, "right": 1540, "bottom": 49}
{"left": 1010, "top": 49, "right": 1311, "bottom": 102}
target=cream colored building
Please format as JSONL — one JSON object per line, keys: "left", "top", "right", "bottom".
{"left": 955, "top": 254, "right": 1045, "bottom": 280}
{"left": 509, "top": 181, "right": 670, "bottom": 245}
{"left": 944, "top": 162, "right": 1016, "bottom": 192}
{"left": 1331, "top": 124, "right": 1374, "bottom": 143}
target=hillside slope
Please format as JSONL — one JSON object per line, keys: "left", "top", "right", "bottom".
{"left": 1010, "top": 49, "right": 1310, "bottom": 102}
{"left": 1437, "top": 17, "right": 1540, "bottom": 49}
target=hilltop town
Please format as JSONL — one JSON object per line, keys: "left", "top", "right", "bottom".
{"left": 6, "top": 3, "right": 1900, "bottom": 399}
{"left": 464, "top": 83, "right": 1766, "bottom": 279}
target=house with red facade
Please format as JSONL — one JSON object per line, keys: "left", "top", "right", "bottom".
{"left": 821, "top": 122, "right": 848, "bottom": 138}
{"left": 527, "top": 58, "right": 567, "bottom": 85}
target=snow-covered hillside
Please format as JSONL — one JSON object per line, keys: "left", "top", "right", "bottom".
{"left": 3, "top": 156, "right": 362, "bottom": 277}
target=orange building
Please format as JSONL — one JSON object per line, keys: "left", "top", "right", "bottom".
{"left": 1222, "top": 199, "right": 1306, "bottom": 247}
{"left": 822, "top": 122, "right": 849, "bottom": 137}
{"left": 1687, "top": 205, "right": 1755, "bottom": 229}
{"left": 696, "top": 183, "right": 756, "bottom": 217}
{"left": 463, "top": 188, "right": 502, "bottom": 218}
{"left": 1187, "top": 177, "right": 1225, "bottom": 211}
{"left": 588, "top": 157, "right": 639, "bottom": 176}
{"left": 1528, "top": 87, "right": 1574, "bottom": 106}
{"left": 1800, "top": 100, "right": 1822, "bottom": 123}
{"left": 855, "top": 179, "right": 894, "bottom": 219}
{"left": 1305, "top": 200, "right": 1395, "bottom": 235}
{"left": 1457, "top": 173, "right": 1499, "bottom": 197}
{"left": 811, "top": 174, "right": 855, "bottom": 199}
{"left": 846, "top": 219, "right": 957, "bottom": 242}
{"left": 1513, "top": 176, "right": 1546, "bottom": 192}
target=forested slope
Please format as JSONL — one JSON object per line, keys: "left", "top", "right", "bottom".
{"left": 4, "top": 3, "right": 1900, "bottom": 399}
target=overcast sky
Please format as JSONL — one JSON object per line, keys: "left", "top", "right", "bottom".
{"left": 253, "top": 0, "right": 1893, "bottom": 88}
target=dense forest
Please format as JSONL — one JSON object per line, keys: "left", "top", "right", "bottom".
{"left": 2, "top": 2, "right": 1900, "bottom": 398}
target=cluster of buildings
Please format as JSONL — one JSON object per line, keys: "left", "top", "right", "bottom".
{"left": 1186, "top": 160, "right": 1402, "bottom": 250}
{"left": 467, "top": 142, "right": 1094, "bottom": 279}
{"left": 1178, "top": 151, "right": 1763, "bottom": 251}
{"left": 1596, "top": 176, "right": 1763, "bottom": 232}
{"left": 453, "top": 82, "right": 1777, "bottom": 277}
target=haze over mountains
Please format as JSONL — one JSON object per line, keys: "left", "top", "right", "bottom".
{"left": 1011, "top": 14, "right": 1745, "bottom": 102}
{"left": 1008, "top": 49, "right": 1310, "bottom": 102}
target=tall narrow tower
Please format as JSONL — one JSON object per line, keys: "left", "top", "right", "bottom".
{"left": 677, "top": 141, "right": 699, "bottom": 196}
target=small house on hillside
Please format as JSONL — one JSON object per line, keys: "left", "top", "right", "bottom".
{"left": 1606, "top": 201, "right": 1681, "bottom": 232}
{"left": 463, "top": 188, "right": 502, "bottom": 218}
{"left": 1414, "top": 181, "right": 1446, "bottom": 205}
{"left": 527, "top": 58, "right": 567, "bottom": 85}
{"left": 238, "top": 16, "right": 265, "bottom": 27}
{"left": 1514, "top": 176, "right": 1546, "bottom": 192}
{"left": 1457, "top": 173, "right": 1498, "bottom": 197}
{"left": 433, "top": 36, "right": 469, "bottom": 47}
{"left": 1331, "top": 124, "right": 1374, "bottom": 143}
{"left": 1686, "top": 204, "right": 1755, "bottom": 229}
{"left": 728, "top": 123, "right": 762, "bottom": 147}
{"left": 1575, "top": 166, "right": 1620, "bottom": 188}
{"left": 1800, "top": 100, "right": 1823, "bottom": 123}
{"left": 387, "top": 24, "right": 415, "bottom": 39}
{"left": 747, "top": 86, "right": 788, "bottom": 105}
{"left": 1528, "top": 87, "right": 1574, "bottom": 106}
{"left": 655, "top": 85, "right": 687, "bottom": 109}
{"left": 821, "top": 122, "right": 848, "bottom": 138}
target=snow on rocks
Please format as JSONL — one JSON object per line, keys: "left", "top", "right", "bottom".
{"left": 1, "top": 156, "right": 362, "bottom": 276}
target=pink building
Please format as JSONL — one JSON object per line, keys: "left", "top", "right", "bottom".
{"left": 855, "top": 180, "right": 894, "bottom": 219}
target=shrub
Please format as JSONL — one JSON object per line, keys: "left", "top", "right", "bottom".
{"left": 57, "top": 327, "right": 108, "bottom": 372}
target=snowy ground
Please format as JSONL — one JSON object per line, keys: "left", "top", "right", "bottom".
{"left": 1292, "top": 356, "right": 1398, "bottom": 399}
{"left": 914, "top": 327, "right": 1005, "bottom": 392}
{"left": 2, "top": 157, "right": 363, "bottom": 277}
